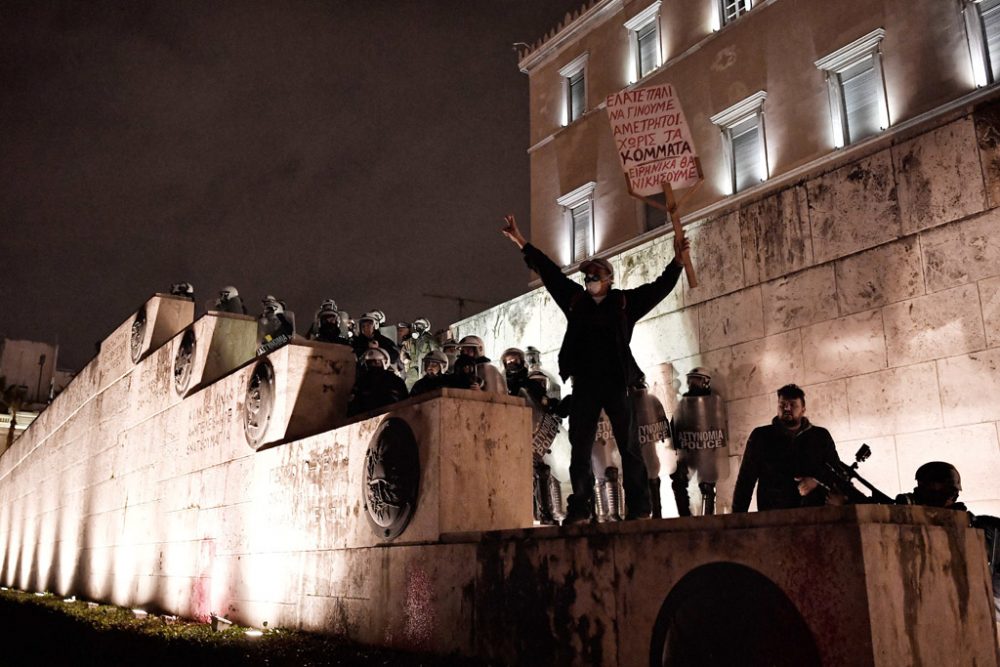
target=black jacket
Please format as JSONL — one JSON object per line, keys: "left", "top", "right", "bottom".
{"left": 732, "top": 417, "right": 841, "bottom": 512}
{"left": 522, "top": 243, "right": 682, "bottom": 385}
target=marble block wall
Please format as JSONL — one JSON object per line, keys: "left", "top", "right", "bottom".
{"left": 454, "top": 103, "right": 1000, "bottom": 517}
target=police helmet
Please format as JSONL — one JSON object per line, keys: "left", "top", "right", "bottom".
{"left": 170, "top": 282, "right": 194, "bottom": 298}
{"left": 501, "top": 347, "right": 525, "bottom": 371}
{"left": 219, "top": 285, "right": 239, "bottom": 300}
{"left": 458, "top": 335, "right": 485, "bottom": 357}
{"left": 687, "top": 367, "right": 712, "bottom": 381}
{"left": 422, "top": 350, "right": 449, "bottom": 374}
{"left": 527, "top": 369, "right": 549, "bottom": 392}
{"left": 413, "top": 318, "right": 431, "bottom": 333}
{"left": 362, "top": 347, "right": 390, "bottom": 370}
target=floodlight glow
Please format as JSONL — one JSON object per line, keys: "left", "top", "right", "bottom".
{"left": 132, "top": 609, "right": 148, "bottom": 619}
{"left": 245, "top": 629, "right": 263, "bottom": 637}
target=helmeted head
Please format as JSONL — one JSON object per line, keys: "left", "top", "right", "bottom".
{"left": 422, "top": 350, "right": 448, "bottom": 377}
{"left": 776, "top": 384, "right": 806, "bottom": 428}
{"left": 396, "top": 322, "right": 412, "bottom": 342}
{"left": 501, "top": 347, "right": 526, "bottom": 375}
{"left": 686, "top": 367, "right": 712, "bottom": 391}
{"left": 458, "top": 335, "right": 485, "bottom": 359}
{"left": 527, "top": 369, "right": 549, "bottom": 394}
{"left": 170, "top": 282, "right": 195, "bottom": 298}
{"left": 358, "top": 312, "right": 379, "bottom": 338}
{"left": 580, "top": 257, "right": 614, "bottom": 298}
{"left": 442, "top": 338, "right": 459, "bottom": 367}
{"left": 412, "top": 318, "right": 430, "bottom": 335}
{"left": 914, "top": 461, "right": 962, "bottom": 508}
{"left": 525, "top": 346, "right": 542, "bottom": 369}
{"left": 219, "top": 286, "right": 239, "bottom": 301}
{"left": 318, "top": 299, "right": 339, "bottom": 322}
{"left": 362, "top": 347, "right": 390, "bottom": 372}
{"left": 262, "top": 295, "right": 284, "bottom": 316}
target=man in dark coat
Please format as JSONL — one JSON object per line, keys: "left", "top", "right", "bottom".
{"left": 502, "top": 214, "right": 689, "bottom": 522}
{"left": 732, "top": 384, "right": 842, "bottom": 512}
{"left": 351, "top": 311, "right": 399, "bottom": 364}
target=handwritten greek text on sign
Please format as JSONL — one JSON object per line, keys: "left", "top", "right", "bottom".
{"left": 606, "top": 84, "right": 699, "bottom": 197}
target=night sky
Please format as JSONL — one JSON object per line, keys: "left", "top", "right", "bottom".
{"left": 1, "top": 1, "right": 583, "bottom": 370}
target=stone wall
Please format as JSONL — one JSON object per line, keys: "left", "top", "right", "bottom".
{"left": 454, "top": 104, "right": 1000, "bottom": 517}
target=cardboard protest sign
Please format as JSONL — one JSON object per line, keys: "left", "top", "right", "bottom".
{"left": 606, "top": 83, "right": 699, "bottom": 197}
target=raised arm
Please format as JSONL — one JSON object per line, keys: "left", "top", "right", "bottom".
{"left": 501, "top": 214, "right": 581, "bottom": 312}
{"left": 624, "top": 236, "right": 690, "bottom": 322}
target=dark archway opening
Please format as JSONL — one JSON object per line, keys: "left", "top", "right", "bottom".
{"left": 649, "top": 562, "right": 821, "bottom": 667}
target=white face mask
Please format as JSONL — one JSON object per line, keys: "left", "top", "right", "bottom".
{"left": 587, "top": 280, "right": 604, "bottom": 296}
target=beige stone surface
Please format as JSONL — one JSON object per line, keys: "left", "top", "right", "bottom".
{"left": 807, "top": 150, "right": 902, "bottom": 264}
{"left": 938, "top": 347, "right": 1000, "bottom": 427}
{"left": 834, "top": 237, "right": 925, "bottom": 315}
{"left": 725, "top": 393, "right": 771, "bottom": 456}
{"left": 699, "top": 286, "right": 764, "bottom": 351}
{"left": 761, "top": 264, "right": 837, "bottom": 335}
{"left": 631, "top": 308, "right": 699, "bottom": 371}
{"left": 617, "top": 236, "right": 683, "bottom": 319}
{"left": 895, "top": 424, "right": 1000, "bottom": 504}
{"left": 845, "top": 362, "right": 942, "bottom": 439}
{"left": 979, "top": 275, "right": 1000, "bottom": 349}
{"left": 893, "top": 117, "right": 987, "bottom": 235}
{"left": 683, "top": 212, "right": 745, "bottom": 304}
{"left": 920, "top": 208, "right": 1000, "bottom": 292}
{"left": 801, "top": 309, "right": 887, "bottom": 384}
{"left": 729, "top": 329, "right": 803, "bottom": 400}
{"left": 801, "top": 379, "right": 850, "bottom": 443}
{"left": 739, "top": 185, "right": 813, "bottom": 283}
{"left": 882, "top": 283, "right": 986, "bottom": 367}
{"left": 974, "top": 98, "right": 1000, "bottom": 208}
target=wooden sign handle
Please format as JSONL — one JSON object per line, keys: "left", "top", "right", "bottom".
{"left": 624, "top": 157, "right": 702, "bottom": 288}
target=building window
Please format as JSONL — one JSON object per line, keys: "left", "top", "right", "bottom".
{"left": 964, "top": 0, "right": 1000, "bottom": 86}
{"left": 815, "top": 29, "right": 889, "bottom": 148}
{"left": 720, "top": 0, "right": 752, "bottom": 25}
{"left": 710, "top": 91, "right": 768, "bottom": 194}
{"left": 557, "top": 182, "right": 597, "bottom": 264}
{"left": 624, "top": 2, "right": 661, "bottom": 83}
{"left": 559, "top": 53, "right": 588, "bottom": 126}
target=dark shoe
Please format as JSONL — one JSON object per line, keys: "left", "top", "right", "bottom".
{"left": 649, "top": 478, "right": 663, "bottom": 519}
{"left": 562, "top": 494, "right": 593, "bottom": 525}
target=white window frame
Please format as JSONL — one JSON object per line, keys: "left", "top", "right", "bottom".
{"left": 557, "top": 181, "right": 597, "bottom": 265}
{"left": 559, "top": 53, "right": 589, "bottom": 126}
{"left": 815, "top": 28, "right": 889, "bottom": 148}
{"left": 624, "top": 2, "right": 662, "bottom": 84}
{"left": 964, "top": 0, "right": 1000, "bottom": 87}
{"left": 710, "top": 90, "right": 768, "bottom": 194}
{"left": 717, "top": 0, "right": 752, "bottom": 27}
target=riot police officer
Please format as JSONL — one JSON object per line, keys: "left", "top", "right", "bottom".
{"left": 400, "top": 318, "right": 439, "bottom": 390}
{"left": 257, "top": 295, "right": 295, "bottom": 354}
{"left": 348, "top": 347, "right": 409, "bottom": 415}
{"left": 670, "top": 368, "right": 729, "bottom": 516}
{"left": 214, "top": 286, "right": 247, "bottom": 314}
{"left": 307, "top": 299, "right": 350, "bottom": 346}
{"left": 458, "top": 335, "right": 505, "bottom": 394}
{"left": 352, "top": 311, "right": 399, "bottom": 364}
{"left": 410, "top": 350, "right": 451, "bottom": 396}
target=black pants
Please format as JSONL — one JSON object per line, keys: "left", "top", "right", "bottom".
{"left": 568, "top": 378, "right": 651, "bottom": 516}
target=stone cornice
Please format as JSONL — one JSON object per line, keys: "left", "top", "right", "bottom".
{"left": 518, "top": 0, "right": 623, "bottom": 74}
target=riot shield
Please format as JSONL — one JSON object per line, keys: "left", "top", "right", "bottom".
{"left": 477, "top": 363, "right": 508, "bottom": 396}
{"left": 632, "top": 388, "right": 670, "bottom": 477}
{"left": 672, "top": 393, "right": 729, "bottom": 483}
{"left": 523, "top": 390, "right": 561, "bottom": 463}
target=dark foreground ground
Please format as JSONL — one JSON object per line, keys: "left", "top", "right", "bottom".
{"left": 0, "top": 589, "right": 493, "bottom": 666}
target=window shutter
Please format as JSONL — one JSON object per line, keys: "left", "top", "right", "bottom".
{"left": 731, "top": 116, "right": 761, "bottom": 192}
{"left": 840, "top": 57, "right": 879, "bottom": 144}
{"left": 569, "top": 70, "right": 585, "bottom": 122}
{"left": 981, "top": 0, "right": 1000, "bottom": 80}
{"left": 723, "top": 0, "right": 751, "bottom": 24}
{"left": 637, "top": 22, "right": 658, "bottom": 78}
{"left": 572, "top": 202, "right": 591, "bottom": 262}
